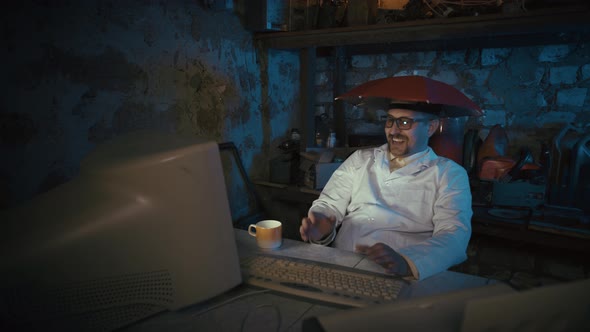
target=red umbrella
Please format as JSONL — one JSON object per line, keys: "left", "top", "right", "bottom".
{"left": 335, "top": 75, "right": 483, "bottom": 117}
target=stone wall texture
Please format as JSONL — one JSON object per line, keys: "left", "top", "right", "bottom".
{"left": 0, "top": 1, "right": 300, "bottom": 221}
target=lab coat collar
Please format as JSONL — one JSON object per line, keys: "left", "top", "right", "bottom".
{"left": 374, "top": 144, "right": 438, "bottom": 178}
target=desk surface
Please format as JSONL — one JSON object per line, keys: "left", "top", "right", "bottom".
{"left": 126, "top": 229, "right": 500, "bottom": 332}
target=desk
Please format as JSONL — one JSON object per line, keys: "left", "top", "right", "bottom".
{"left": 125, "top": 230, "right": 501, "bottom": 332}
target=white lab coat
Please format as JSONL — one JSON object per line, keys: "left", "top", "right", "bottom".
{"left": 309, "top": 144, "right": 472, "bottom": 280}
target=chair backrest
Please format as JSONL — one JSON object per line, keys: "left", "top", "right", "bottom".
{"left": 218, "top": 142, "right": 266, "bottom": 229}
{"left": 429, "top": 116, "right": 468, "bottom": 165}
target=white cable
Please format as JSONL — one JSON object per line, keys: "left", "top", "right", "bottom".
{"left": 240, "top": 304, "right": 282, "bottom": 332}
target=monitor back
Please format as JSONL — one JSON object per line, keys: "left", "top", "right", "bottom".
{"left": 1, "top": 130, "right": 242, "bottom": 331}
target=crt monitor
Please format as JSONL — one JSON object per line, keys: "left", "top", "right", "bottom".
{"left": 1, "top": 130, "right": 242, "bottom": 331}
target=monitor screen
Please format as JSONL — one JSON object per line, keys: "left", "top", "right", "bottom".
{"left": 1, "top": 130, "right": 242, "bottom": 331}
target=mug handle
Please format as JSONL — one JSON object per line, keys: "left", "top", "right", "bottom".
{"left": 248, "top": 224, "right": 257, "bottom": 237}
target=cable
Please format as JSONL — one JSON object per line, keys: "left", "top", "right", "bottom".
{"left": 285, "top": 304, "right": 315, "bottom": 331}
{"left": 240, "top": 304, "right": 282, "bottom": 332}
{"left": 218, "top": 142, "right": 266, "bottom": 228}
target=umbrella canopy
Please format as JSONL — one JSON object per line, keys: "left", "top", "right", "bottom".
{"left": 335, "top": 75, "right": 483, "bottom": 117}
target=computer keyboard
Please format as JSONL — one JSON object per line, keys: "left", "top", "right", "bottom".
{"left": 240, "top": 254, "right": 407, "bottom": 307}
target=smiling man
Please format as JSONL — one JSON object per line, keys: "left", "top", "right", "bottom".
{"left": 299, "top": 104, "right": 473, "bottom": 280}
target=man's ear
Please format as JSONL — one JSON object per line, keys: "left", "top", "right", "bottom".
{"left": 427, "top": 119, "right": 440, "bottom": 138}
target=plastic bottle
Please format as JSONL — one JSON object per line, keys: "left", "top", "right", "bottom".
{"left": 327, "top": 132, "right": 336, "bottom": 148}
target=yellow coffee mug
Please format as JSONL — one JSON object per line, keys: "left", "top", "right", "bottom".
{"left": 248, "top": 220, "right": 282, "bottom": 249}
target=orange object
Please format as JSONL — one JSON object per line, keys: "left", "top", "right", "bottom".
{"left": 476, "top": 125, "right": 512, "bottom": 180}
{"left": 378, "top": 0, "right": 410, "bottom": 10}
{"left": 477, "top": 124, "right": 509, "bottom": 165}
{"left": 476, "top": 125, "right": 541, "bottom": 181}
{"left": 478, "top": 157, "right": 515, "bottom": 181}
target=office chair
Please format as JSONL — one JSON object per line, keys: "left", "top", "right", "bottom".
{"left": 429, "top": 116, "right": 468, "bottom": 165}
{"left": 218, "top": 142, "right": 266, "bottom": 229}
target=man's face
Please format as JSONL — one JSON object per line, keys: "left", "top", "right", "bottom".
{"left": 384, "top": 108, "right": 439, "bottom": 157}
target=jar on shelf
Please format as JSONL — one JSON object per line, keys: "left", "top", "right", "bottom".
{"left": 290, "top": 128, "right": 301, "bottom": 141}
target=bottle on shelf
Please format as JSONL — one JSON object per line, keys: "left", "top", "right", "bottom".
{"left": 327, "top": 131, "right": 336, "bottom": 148}
{"left": 315, "top": 131, "right": 323, "bottom": 147}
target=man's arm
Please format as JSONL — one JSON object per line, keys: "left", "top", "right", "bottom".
{"left": 356, "top": 243, "right": 411, "bottom": 277}
{"left": 300, "top": 212, "right": 336, "bottom": 242}
{"left": 300, "top": 150, "right": 362, "bottom": 243}
{"left": 396, "top": 163, "right": 473, "bottom": 280}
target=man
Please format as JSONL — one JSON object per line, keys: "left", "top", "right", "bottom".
{"left": 300, "top": 105, "right": 472, "bottom": 280}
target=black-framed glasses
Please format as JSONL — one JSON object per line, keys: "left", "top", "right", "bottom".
{"left": 384, "top": 116, "right": 429, "bottom": 130}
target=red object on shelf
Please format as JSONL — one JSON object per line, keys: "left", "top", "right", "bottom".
{"left": 478, "top": 157, "right": 516, "bottom": 180}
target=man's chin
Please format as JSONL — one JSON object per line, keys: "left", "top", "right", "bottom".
{"left": 389, "top": 149, "right": 408, "bottom": 157}
{"left": 388, "top": 145, "right": 408, "bottom": 157}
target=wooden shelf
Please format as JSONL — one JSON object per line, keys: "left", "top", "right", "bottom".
{"left": 472, "top": 207, "right": 590, "bottom": 254}
{"left": 255, "top": 6, "right": 590, "bottom": 54}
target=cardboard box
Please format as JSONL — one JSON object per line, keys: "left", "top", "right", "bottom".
{"left": 378, "top": 0, "right": 409, "bottom": 10}
{"left": 299, "top": 147, "right": 358, "bottom": 189}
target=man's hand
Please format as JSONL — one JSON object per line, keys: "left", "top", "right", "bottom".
{"left": 355, "top": 243, "right": 411, "bottom": 277}
{"left": 300, "top": 211, "right": 336, "bottom": 242}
